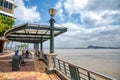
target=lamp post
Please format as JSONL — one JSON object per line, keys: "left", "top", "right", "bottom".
{"left": 47, "top": 8, "right": 57, "bottom": 71}
{"left": 49, "top": 8, "right": 56, "bottom": 53}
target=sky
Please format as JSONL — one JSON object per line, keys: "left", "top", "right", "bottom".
{"left": 14, "top": 0, "right": 120, "bottom": 48}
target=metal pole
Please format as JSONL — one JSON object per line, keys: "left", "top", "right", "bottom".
{"left": 40, "top": 37, "right": 43, "bottom": 51}
{"left": 49, "top": 18, "right": 55, "bottom": 53}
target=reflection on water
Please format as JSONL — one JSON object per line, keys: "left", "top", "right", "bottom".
{"left": 49, "top": 49, "right": 120, "bottom": 80}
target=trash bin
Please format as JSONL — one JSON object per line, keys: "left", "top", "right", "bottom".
{"left": 12, "top": 55, "right": 20, "bottom": 71}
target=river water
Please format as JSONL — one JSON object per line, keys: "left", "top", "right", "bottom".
{"left": 45, "top": 49, "right": 120, "bottom": 80}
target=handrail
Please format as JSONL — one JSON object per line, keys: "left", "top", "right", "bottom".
{"left": 36, "top": 51, "right": 48, "bottom": 63}
{"left": 53, "top": 58, "right": 115, "bottom": 80}
{"left": 42, "top": 54, "right": 48, "bottom": 62}
{"left": 40, "top": 52, "right": 48, "bottom": 63}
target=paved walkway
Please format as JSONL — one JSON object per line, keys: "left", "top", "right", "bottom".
{"left": 0, "top": 50, "right": 61, "bottom": 80}
{"left": 34, "top": 55, "right": 61, "bottom": 80}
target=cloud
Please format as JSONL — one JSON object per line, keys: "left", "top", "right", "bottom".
{"left": 54, "top": 0, "right": 64, "bottom": 21}
{"left": 85, "top": 0, "right": 120, "bottom": 11}
{"left": 15, "top": 0, "right": 41, "bottom": 23}
{"left": 63, "top": 0, "right": 88, "bottom": 15}
{"left": 61, "top": 0, "right": 120, "bottom": 27}
{"left": 53, "top": 0, "right": 120, "bottom": 47}
{"left": 57, "top": 22, "right": 120, "bottom": 47}
{"left": 81, "top": 10, "right": 120, "bottom": 27}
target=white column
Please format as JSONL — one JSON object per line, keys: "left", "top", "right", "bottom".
{"left": 39, "top": 51, "right": 43, "bottom": 59}
{"left": 47, "top": 53, "right": 57, "bottom": 71}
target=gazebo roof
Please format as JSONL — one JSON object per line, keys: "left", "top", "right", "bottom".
{"left": 4, "top": 23, "right": 67, "bottom": 43}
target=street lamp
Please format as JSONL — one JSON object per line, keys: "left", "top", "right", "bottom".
{"left": 49, "top": 8, "right": 56, "bottom": 18}
{"left": 49, "top": 8, "right": 56, "bottom": 53}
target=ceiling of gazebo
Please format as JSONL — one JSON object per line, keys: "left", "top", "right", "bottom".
{"left": 4, "top": 23, "right": 67, "bottom": 43}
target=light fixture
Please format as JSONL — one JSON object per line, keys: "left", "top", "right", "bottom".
{"left": 49, "top": 8, "right": 56, "bottom": 17}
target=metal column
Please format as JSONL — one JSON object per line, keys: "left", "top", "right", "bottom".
{"left": 40, "top": 37, "right": 43, "bottom": 51}
{"left": 34, "top": 43, "right": 39, "bottom": 51}
{"left": 49, "top": 18, "right": 55, "bottom": 53}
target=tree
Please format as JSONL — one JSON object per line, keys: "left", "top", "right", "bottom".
{"left": 0, "top": 15, "right": 14, "bottom": 52}
{"left": 17, "top": 43, "right": 29, "bottom": 49}
{"left": 0, "top": 15, "right": 14, "bottom": 36}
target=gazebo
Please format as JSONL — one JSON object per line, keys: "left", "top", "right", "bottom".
{"left": 4, "top": 8, "right": 67, "bottom": 54}
{"left": 4, "top": 23, "right": 67, "bottom": 51}
{"left": 4, "top": 8, "right": 67, "bottom": 71}
{"left": 4, "top": 22, "right": 67, "bottom": 71}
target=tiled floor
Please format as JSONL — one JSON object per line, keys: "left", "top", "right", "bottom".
{"left": 0, "top": 50, "right": 61, "bottom": 80}
{"left": 0, "top": 71, "right": 37, "bottom": 80}
{"left": 34, "top": 54, "right": 61, "bottom": 80}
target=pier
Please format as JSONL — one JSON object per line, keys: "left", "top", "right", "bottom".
{"left": 1, "top": 8, "right": 115, "bottom": 80}
{"left": 0, "top": 50, "right": 60, "bottom": 80}
{"left": 0, "top": 50, "right": 115, "bottom": 80}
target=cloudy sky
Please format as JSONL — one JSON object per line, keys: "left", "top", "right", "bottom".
{"left": 14, "top": 0, "right": 120, "bottom": 48}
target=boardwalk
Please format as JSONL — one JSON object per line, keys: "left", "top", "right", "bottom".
{"left": 34, "top": 54, "right": 61, "bottom": 80}
{"left": 0, "top": 50, "right": 61, "bottom": 80}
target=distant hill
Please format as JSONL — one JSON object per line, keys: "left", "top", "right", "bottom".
{"left": 88, "top": 45, "right": 120, "bottom": 49}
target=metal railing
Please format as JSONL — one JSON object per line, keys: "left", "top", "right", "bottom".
{"left": 42, "top": 53, "right": 48, "bottom": 62}
{"left": 37, "top": 51, "right": 48, "bottom": 63}
{"left": 53, "top": 58, "right": 115, "bottom": 80}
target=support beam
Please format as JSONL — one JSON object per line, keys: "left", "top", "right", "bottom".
{"left": 34, "top": 43, "right": 39, "bottom": 51}
{"left": 40, "top": 37, "right": 43, "bottom": 51}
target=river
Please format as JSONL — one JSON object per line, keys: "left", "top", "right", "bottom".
{"left": 45, "top": 49, "right": 120, "bottom": 80}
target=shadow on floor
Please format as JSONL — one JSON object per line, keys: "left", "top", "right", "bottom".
{"left": 0, "top": 51, "right": 35, "bottom": 72}
{"left": 0, "top": 61, "right": 35, "bottom": 72}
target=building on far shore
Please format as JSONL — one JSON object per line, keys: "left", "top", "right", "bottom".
{"left": 0, "top": 0, "right": 16, "bottom": 52}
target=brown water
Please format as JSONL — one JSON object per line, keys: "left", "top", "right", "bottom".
{"left": 50, "top": 49, "right": 120, "bottom": 80}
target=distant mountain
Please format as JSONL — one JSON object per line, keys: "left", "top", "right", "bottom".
{"left": 88, "top": 45, "right": 120, "bottom": 49}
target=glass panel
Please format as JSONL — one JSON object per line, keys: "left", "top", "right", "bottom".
{"left": 8, "top": 3, "right": 12, "bottom": 10}
{"left": 0, "top": 0, "right": 3, "bottom": 6}
{"left": 4, "top": 1, "right": 8, "bottom": 8}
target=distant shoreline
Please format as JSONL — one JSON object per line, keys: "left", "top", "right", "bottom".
{"left": 54, "top": 48, "right": 120, "bottom": 49}
{"left": 42, "top": 45, "right": 120, "bottom": 49}
{"left": 87, "top": 45, "right": 120, "bottom": 49}
{"left": 54, "top": 45, "right": 120, "bottom": 49}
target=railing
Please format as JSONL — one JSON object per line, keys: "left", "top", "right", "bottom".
{"left": 42, "top": 54, "right": 48, "bottom": 62}
{"left": 36, "top": 51, "right": 48, "bottom": 63}
{"left": 53, "top": 58, "right": 115, "bottom": 80}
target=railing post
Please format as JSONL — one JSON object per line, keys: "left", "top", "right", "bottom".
{"left": 69, "top": 65, "right": 80, "bottom": 80}
{"left": 58, "top": 59, "right": 61, "bottom": 71}
{"left": 63, "top": 62, "right": 67, "bottom": 75}
{"left": 87, "top": 72, "right": 91, "bottom": 80}
{"left": 53, "top": 58, "right": 56, "bottom": 68}
{"left": 47, "top": 54, "right": 57, "bottom": 72}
